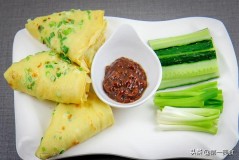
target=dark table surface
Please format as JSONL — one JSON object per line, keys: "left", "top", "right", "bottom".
{"left": 1, "top": 0, "right": 239, "bottom": 160}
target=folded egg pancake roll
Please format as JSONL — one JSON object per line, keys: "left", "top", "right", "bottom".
{"left": 25, "top": 9, "right": 106, "bottom": 70}
{"left": 4, "top": 51, "right": 91, "bottom": 103}
{"left": 35, "top": 92, "right": 114, "bottom": 160}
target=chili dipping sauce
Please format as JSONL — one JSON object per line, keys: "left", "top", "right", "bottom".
{"left": 103, "top": 57, "right": 147, "bottom": 103}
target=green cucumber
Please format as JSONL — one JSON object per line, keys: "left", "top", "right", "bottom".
{"left": 162, "top": 59, "right": 219, "bottom": 80}
{"left": 148, "top": 28, "right": 220, "bottom": 89}
{"left": 148, "top": 28, "right": 211, "bottom": 50}
{"left": 155, "top": 40, "right": 213, "bottom": 56}
{"left": 159, "top": 50, "right": 216, "bottom": 66}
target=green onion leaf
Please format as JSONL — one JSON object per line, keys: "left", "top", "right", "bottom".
{"left": 60, "top": 37, "right": 67, "bottom": 43}
{"left": 42, "top": 147, "right": 46, "bottom": 152}
{"left": 79, "top": 19, "right": 84, "bottom": 28}
{"left": 156, "top": 107, "right": 220, "bottom": 134}
{"left": 60, "top": 54, "right": 71, "bottom": 64}
{"left": 79, "top": 67, "right": 83, "bottom": 71}
{"left": 56, "top": 72, "right": 62, "bottom": 77}
{"left": 50, "top": 75, "right": 56, "bottom": 82}
{"left": 61, "top": 45, "right": 69, "bottom": 54}
{"left": 62, "top": 28, "right": 73, "bottom": 36}
{"left": 154, "top": 81, "right": 223, "bottom": 134}
{"left": 48, "top": 51, "right": 56, "bottom": 56}
{"left": 38, "top": 25, "right": 44, "bottom": 32}
{"left": 57, "top": 21, "right": 63, "bottom": 28}
{"left": 59, "top": 150, "right": 64, "bottom": 154}
{"left": 86, "top": 10, "right": 91, "bottom": 20}
{"left": 49, "top": 21, "right": 56, "bottom": 27}
{"left": 45, "top": 64, "right": 54, "bottom": 69}
{"left": 49, "top": 32, "right": 55, "bottom": 38}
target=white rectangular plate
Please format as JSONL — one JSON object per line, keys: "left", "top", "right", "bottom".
{"left": 13, "top": 17, "right": 239, "bottom": 160}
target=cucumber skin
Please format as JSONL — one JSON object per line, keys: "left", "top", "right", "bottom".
{"left": 155, "top": 40, "right": 216, "bottom": 66}
{"left": 155, "top": 40, "right": 213, "bottom": 56}
{"left": 159, "top": 50, "right": 217, "bottom": 66}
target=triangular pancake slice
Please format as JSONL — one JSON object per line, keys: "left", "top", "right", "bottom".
{"left": 25, "top": 9, "right": 106, "bottom": 71}
{"left": 35, "top": 91, "right": 114, "bottom": 159}
{"left": 4, "top": 51, "right": 91, "bottom": 103}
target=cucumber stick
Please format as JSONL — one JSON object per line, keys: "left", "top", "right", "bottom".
{"left": 155, "top": 40, "right": 213, "bottom": 56}
{"left": 149, "top": 28, "right": 211, "bottom": 50}
{"left": 159, "top": 50, "right": 216, "bottom": 66}
{"left": 148, "top": 28, "right": 219, "bottom": 89}
{"left": 162, "top": 59, "right": 218, "bottom": 79}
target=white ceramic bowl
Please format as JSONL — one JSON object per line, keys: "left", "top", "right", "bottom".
{"left": 91, "top": 24, "right": 162, "bottom": 108}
